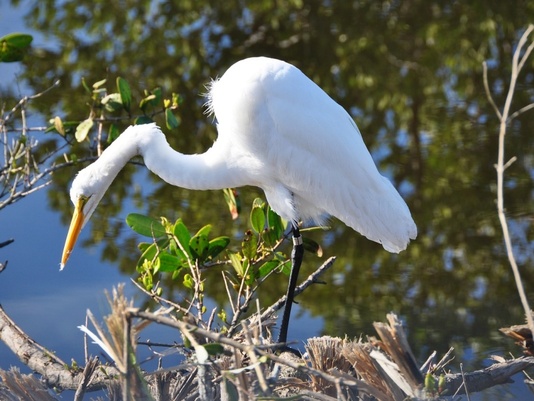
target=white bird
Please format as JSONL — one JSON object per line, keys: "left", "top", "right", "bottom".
{"left": 61, "top": 56, "right": 416, "bottom": 344}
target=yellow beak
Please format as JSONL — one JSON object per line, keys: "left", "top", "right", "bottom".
{"left": 60, "top": 197, "right": 86, "bottom": 270}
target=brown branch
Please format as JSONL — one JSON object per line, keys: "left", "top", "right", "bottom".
{"left": 73, "top": 357, "right": 100, "bottom": 401}
{"left": 0, "top": 304, "right": 119, "bottom": 392}
{"left": 258, "top": 257, "right": 336, "bottom": 324}
{"left": 127, "top": 307, "right": 367, "bottom": 390}
{"left": 442, "top": 357, "right": 534, "bottom": 396}
{"left": 1, "top": 297, "right": 533, "bottom": 399}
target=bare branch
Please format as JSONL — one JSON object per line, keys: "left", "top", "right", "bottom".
{"left": 503, "top": 156, "right": 517, "bottom": 171}
{"left": 0, "top": 304, "right": 119, "bottom": 392}
{"left": 491, "top": 25, "right": 534, "bottom": 334}
{"left": 508, "top": 102, "right": 534, "bottom": 122}
{"left": 516, "top": 24, "right": 534, "bottom": 72}
{"left": 445, "top": 357, "right": 534, "bottom": 396}
{"left": 225, "top": 256, "right": 337, "bottom": 338}
{"left": 482, "top": 62, "right": 502, "bottom": 120}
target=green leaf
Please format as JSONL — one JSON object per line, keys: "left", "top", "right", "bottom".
{"left": 141, "top": 270, "right": 153, "bottom": 290}
{"left": 107, "top": 124, "right": 120, "bottom": 144}
{"left": 195, "top": 224, "right": 212, "bottom": 238}
{"left": 139, "top": 242, "right": 158, "bottom": 264}
{"left": 126, "top": 213, "right": 166, "bottom": 238}
{"left": 258, "top": 260, "right": 280, "bottom": 278}
{"left": 1, "top": 33, "right": 33, "bottom": 48}
{"left": 0, "top": 46, "right": 24, "bottom": 62}
{"left": 152, "top": 87, "right": 162, "bottom": 105}
{"left": 243, "top": 258, "right": 254, "bottom": 285}
{"left": 279, "top": 260, "right": 291, "bottom": 275}
{"left": 189, "top": 234, "right": 209, "bottom": 260}
{"left": 241, "top": 233, "right": 258, "bottom": 260}
{"left": 173, "top": 219, "right": 191, "bottom": 252}
{"left": 74, "top": 118, "right": 94, "bottom": 142}
{"left": 165, "top": 108, "right": 180, "bottom": 129}
{"left": 172, "top": 92, "right": 181, "bottom": 107}
{"left": 137, "top": 238, "right": 170, "bottom": 270}
{"left": 0, "top": 33, "right": 32, "bottom": 62}
{"left": 46, "top": 120, "right": 79, "bottom": 134}
{"left": 155, "top": 253, "right": 181, "bottom": 273}
{"left": 263, "top": 228, "right": 279, "bottom": 248}
{"left": 228, "top": 253, "right": 244, "bottom": 277}
{"left": 250, "top": 198, "right": 266, "bottom": 233}
{"left": 138, "top": 242, "right": 151, "bottom": 252}
{"left": 222, "top": 377, "right": 239, "bottom": 401}
{"left": 202, "top": 343, "right": 225, "bottom": 356}
{"left": 139, "top": 87, "right": 162, "bottom": 111}
{"left": 134, "top": 115, "right": 153, "bottom": 125}
{"left": 101, "top": 93, "right": 123, "bottom": 112}
{"left": 116, "top": 77, "right": 132, "bottom": 112}
{"left": 217, "top": 309, "right": 227, "bottom": 323}
{"left": 207, "top": 236, "right": 230, "bottom": 259}
{"left": 183, "top": 273, "right": 194, "bottom": 289}
{"left": 267, "top": 206, "right": 284, "bottom": 238}
{"left": 139, "top": 94, "right": 156, "bottom": 112}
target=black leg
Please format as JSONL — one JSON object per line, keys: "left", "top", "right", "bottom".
{"left": 277, "top": 224, "right": 304, "bottom": 345}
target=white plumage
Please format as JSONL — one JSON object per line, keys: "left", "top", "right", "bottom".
{"left": 62, "top": 56, "right": 416, "bottom": 268}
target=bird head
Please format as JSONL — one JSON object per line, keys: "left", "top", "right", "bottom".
{"left": 60, "top": 163, "right": 110, "bottom": 270}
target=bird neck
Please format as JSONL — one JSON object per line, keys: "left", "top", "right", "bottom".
{"left": 108, "top": 124, "right": 244, "bottom": 191}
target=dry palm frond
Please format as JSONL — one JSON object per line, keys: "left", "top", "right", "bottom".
{"left": 372, "top": 313, "right": 423, "bottom": 389}
{"left": 305, "top": 336, "right": 352, "bottom": 395}
{"left": 342, "top": 340, "right": 399, "bottom": 401}
{"left": 0, "top": 367, "right": 58, "bottom": 401}
{"left": 340, "top": 314, "right": 425, "bottom": 401}
{"left": 80, "top": 285, "right": 152, "bottom": 400}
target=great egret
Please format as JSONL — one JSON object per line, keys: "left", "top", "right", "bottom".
{"left": 60, "top": 57, "right": 416, "bottom": 344}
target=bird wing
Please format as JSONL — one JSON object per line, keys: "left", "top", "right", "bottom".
{"left": 209, "top": 57, "right": 416, "bottom": 252}
{"left": 259, "top": 62, "right": 417, "bottom": 253}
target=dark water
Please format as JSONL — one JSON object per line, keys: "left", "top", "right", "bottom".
{"left": 2, "top": 1, "right": 534, "bottom": 399}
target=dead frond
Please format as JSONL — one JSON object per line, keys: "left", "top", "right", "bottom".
{"left": 305, "top": 336, "right": 352, "bottom": 395}
{"left": 80, "top": 284, "right": 152, "bottom": 400}
{"left": 0, "top": 367, "right": 58, "bottom": 401}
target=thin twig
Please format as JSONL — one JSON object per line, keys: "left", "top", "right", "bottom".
{"left": 507, "top": 102, "right": 534, "bottom": 122}
{"left": 482, "top": 62, "right": 502, "bottom": 120}
{"left": 127, "top": 308, "right": 366, "bottom": 389}
{"left": 73, "top": 357, "right": 100, "bottom": 401}
{"left": 484, "top": 24, "right": 534, "bottom": 334}
{"left": 259, "top": 257, "right": 336, "bottom": 325}
{"left": 242, "top": 321, "right": 271, "bottom": 395}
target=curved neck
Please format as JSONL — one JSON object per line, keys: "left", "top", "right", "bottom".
{"left": 105, "top": 124, "right": 246, "bottom": 190}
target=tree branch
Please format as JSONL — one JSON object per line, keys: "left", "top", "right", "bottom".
{"left": 443, "top": 357, "right": 534, "bottom": 395}
{"left": 0, "top": 304, "right": 119, "bottom": 392}
{"left": 484, "top": 24, "right": 534, "bottom": 334}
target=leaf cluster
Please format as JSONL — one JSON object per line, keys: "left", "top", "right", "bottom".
{"left": 127, "top": 197, "right": 323, "bottom": 330}
{"left": 46, "top": 76, "right": 180, "bottom": 146}
{"left": 127, "top": 197, "right": 290, "bottom": 291}
{"left": 127, "top": 213, "right": 230, "bottom": 292}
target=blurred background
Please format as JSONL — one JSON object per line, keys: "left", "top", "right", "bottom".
{"left": 1, "top": 1, "right": 534, "bottom": 399}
